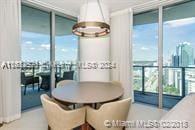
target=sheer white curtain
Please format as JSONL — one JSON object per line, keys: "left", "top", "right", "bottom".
{"left": 110, "top": 9, "right": 134, "bottom": 100}
{"left": 0, "top": 0, "right": 21, "bottom": 123}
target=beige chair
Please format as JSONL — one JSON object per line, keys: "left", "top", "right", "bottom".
{"left": 86, "top": 98, "right": 131, "bottom": 130}
{"left": 57, "top": 80, "right": 75, "bottom": 87}
{"left": 41, "top": 94, "right": 85, "bottom": 130}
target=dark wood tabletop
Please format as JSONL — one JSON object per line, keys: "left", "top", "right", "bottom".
{"left": 52, "top": 81, "right": 124, "bottom": 104}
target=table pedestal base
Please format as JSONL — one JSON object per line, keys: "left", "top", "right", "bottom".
{"left": 81, "top": 123, "right": 92, "bottom": 130}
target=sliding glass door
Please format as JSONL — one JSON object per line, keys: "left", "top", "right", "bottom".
{"left": 133, "top": 10, "right": 159, "bottom": 106}
{"left": 133, "top": 0, "right": 195, "bottom": 108}
{"left": 162, "top": 0, "right": 195, "bottom": 108}
{"left": 21, "top": 5, "right": 78, "bottom": 111}
{"left": 21, "top": 5, "right": 51, "bottom": 110}
{"left": 55, "top": 15, "right": 78, "bottom": 84}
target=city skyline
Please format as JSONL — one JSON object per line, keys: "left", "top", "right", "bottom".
{"left": 133, "top": 17, "right": 195, "bottom": 64}
{"left": 22, "top": 17, "right": 195, "bottom": 65}
{"left": 172, "top": 42, "right": 194, "bottom": 67}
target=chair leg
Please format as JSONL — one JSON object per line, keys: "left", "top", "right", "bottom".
{"left": 73, "top": 104, "right": 76, "bottom": 109}
{"left": 38, "top": 84, "right": 40, "bottom": 91}
{"left": 0, "top": 123, "right": 3, "bottom": 127}
{"left": 24, "top": 85, "right": 27, "bottom": 95}
{"left": 48, "top": 125, "right": 51, "bottom": 130}
{"left": 94, "top": 103, "right": 97, "bottom": 109}
{"left": 37, "top": 83, "right": 40, "bottom": 91}
{"left": 33, "top": 83, "right": 35, "bottom": 90}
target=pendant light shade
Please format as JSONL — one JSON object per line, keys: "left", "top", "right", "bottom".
{"left": 72, "top": 0, "right": 110, "bottom": 37}
{"left": 72, "top": 21, "right": 110, "bottom": 37}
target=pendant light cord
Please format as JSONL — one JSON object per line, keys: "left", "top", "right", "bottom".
{"left": 97, "top": 0, "right": 106, "bottom": 22}
{"left": 84, "top": 0, "right": 88, "bottom": 21}
{"left": 83, "top": 0, "right": 106, "bottom": 22}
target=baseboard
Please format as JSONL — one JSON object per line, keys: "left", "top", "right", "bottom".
{"left": 0, "top": 113, "right": 21, "bottom": 123}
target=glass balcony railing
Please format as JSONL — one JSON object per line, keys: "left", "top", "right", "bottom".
{"left": 133, "top": 65, "right": 195, "bottom": 108}
{"left": 21, "top": 63, "right": 78, "bottom": 80}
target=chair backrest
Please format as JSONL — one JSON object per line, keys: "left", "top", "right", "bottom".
{"left": 101, "top": 98, "right": 131, "bottom": 119}
{"left": 57, "top": 80, "right": 75, "bottom": 87}
{"left": 63, "top": 71, "right": 74, "bottom": 80}
{"left": 41, "top": 94, "right": 68, "bottom": 130}
{"left": 97, "top": 98, "right": 131, "bottom": 130}
{"left": 21, "top": 72, "right": 26, "bottom": 84}
{"left": 41, "top": 94, "right": 85, "bottom": 130}
{"left": 21, "top": 72, "right": 25, "bottom": 78}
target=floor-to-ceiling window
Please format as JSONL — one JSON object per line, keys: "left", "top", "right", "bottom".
{"left": 21, "top": 5, "right": 78, "bottom": 110}
{"left": 133, "top": 10, "right": 159, "bottom": 106}
{"left": 162, "top": 0, "right": 195, "bottom": 107}
{"left": 55, "top": 15, "right": 78, "bottom": 83}
{"left": 21, "top": 5, "right": 51, "bottom": 110}
{"left": 133, "top": 0, "right": 195, "bottom": 108}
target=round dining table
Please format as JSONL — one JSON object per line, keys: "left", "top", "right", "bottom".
{"left": 52, "top": 81, "right": 124, "bottom": 104}
{"left": 52, "top": 81, "right": 124, "bottom": 130}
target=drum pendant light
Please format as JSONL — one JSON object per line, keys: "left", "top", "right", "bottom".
{"left": 72, "top": 0, "right": 110, "bottom": 37}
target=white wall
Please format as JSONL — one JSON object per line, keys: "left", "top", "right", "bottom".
{"left": 79, "top": 1, "right": 110, "bottom": 81}
{"left": 79, "top": 37, "right": 110, "bottom": 81}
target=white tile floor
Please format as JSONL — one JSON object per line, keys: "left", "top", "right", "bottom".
{"left": 0, "top": 103, "right": 167, "bottom": 130}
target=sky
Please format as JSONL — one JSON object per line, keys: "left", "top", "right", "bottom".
{"left": 133, "top": 17, "right": 195, "bottom": 64}
{"left": 22, "top": 32, "right": 78, "bottom": 62}
{"left": 22, "top": 17, "right": 195, "bottom": 65}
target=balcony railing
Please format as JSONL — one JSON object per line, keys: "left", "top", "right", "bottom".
{"left": 21, "top": 63, "right": 195, "bottom": 108}
{"left": 133, "top": 65, "right": 195, "bottom": 108}
{"left": 21, "top": 63, "right": 78, "bottom": 81}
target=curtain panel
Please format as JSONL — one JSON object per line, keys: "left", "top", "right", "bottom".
{"left": 0, "top": 0, "right": 21, "bottom": 123}
{"left": 110, "top": 9, "right": 134, "bottom": 100}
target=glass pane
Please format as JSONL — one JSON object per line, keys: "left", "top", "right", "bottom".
{"left": 133, "top": 10, "right": 158, "bottom": 66}
{"left": 144, "top": 67, "right": 158, "bottom": 93}
{"left": 55, "top": 15, "right": 78, "bottom": 84}
{"left": 21, "top": 5, "right": 51, "bottom": 110}
{"left": 185, "top": 68, "right": 195, "bottom": 94}
{"left": 163, "top": 1, "right": 195, "bottom": 108}
{"left": 133, "top": 10, "right": 159, "bottom": 106}
{"left": 133, "top": 67, "right": 142, "bottom": 91}
{"left": 163, "top": 68, "right": 182, "bottom": 96}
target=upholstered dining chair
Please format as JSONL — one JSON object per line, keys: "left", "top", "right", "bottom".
{"left": 41, "top": 94, "right": 85, "bottom": 130}
{"left": 62, "top": 71, "right": 74, "bottom": 80}
{"left": 86, "top": 98, "right": 131, "bottom": 130}
{"left": 56, "top": 80, "right": 76, "bottom": 109}
{"left": 21, "top": 72, "right": 39, "bottom": 95}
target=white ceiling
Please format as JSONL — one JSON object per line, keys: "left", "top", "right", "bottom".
{"left": 39, "top": 0, "right": 157, "bottom": 15}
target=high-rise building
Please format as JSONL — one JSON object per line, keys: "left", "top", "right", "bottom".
{"left": 170, "top": 42, "right": 194, "bottom": 95}
{"left": 176, "top": 42, "right": 194, "bottom": 67}
{"left": 172, "top": 55, "right": 179, "bottom": 67}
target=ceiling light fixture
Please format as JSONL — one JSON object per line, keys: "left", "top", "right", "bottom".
{"left": 72, "top": 0, "right": 110, "bottom": 37}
